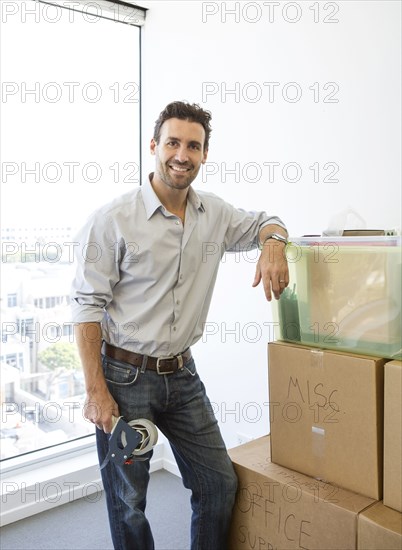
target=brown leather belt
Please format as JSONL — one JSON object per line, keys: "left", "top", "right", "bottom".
{"left": 102, "top": 342, "right": 192, "bottom": 375}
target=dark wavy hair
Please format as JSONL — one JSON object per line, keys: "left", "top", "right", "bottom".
{"left": 153, "top": 101, "right": 212, "bottom": 151}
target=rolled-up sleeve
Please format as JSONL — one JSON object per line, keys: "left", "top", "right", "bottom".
{"left": 70, "top": 213, "right": 121, "bottom": 323}
{"left": 223, "top": 201, "right": 287, "bottom": 252}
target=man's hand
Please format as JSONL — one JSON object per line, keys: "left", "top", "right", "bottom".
{"left": 252, "top": 240, "right": 289, "bottom": 301}
{"left": 84, "top": 386, "right": 120, "bottom": 434}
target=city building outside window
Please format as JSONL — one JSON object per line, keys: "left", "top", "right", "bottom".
{"left": 1, "top": 0, "right": 143, "bottom": 461}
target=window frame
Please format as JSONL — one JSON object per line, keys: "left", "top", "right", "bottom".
{"left": 36, "top": 0, "right": 147, "bottom": 27}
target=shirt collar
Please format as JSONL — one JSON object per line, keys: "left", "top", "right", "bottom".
{"left": 141, "top": 173, "right": 205, "bottom": 220}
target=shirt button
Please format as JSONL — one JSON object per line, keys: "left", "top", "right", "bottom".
{"left": 176, "top": 300, "right": 180, "bottom": 305}
{"left": 179, "top": 274, "right": 183, "bottom": 280}
{"left": 173, "top": 327, "right": 177, "bottom": 331}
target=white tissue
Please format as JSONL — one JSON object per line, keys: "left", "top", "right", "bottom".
{"left": 322, "top": 207, "right": 366, "bottom": 236}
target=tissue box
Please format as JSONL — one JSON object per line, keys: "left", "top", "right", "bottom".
{"left": 272, "top": 236, "right": 401, "bottom": 359}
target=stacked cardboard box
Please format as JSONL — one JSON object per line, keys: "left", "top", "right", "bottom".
{"left": 267, "top": 343, "right": 402, "bottom": 549}
{"left": 383, "top": 360, "right": 402, "bottom": 513}
{"left": 228, "top": 436, "right": 375, "bottom": 550}
{"left": 229, "top": 238, "right": 402, "bottom": 549}
{"left": 358, "top": 501, "right": 402, "bottom": 550}
{"left": 229, "top": 351, "right": 402, "bottom": 549}
{"left": 356, "top": 359, "right": 402, "bottom": 550}
{"left": 267, "top": 342, "right": 386, "bottom": 499}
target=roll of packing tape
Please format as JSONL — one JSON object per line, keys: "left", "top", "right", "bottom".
{"left": 111, "top": 415, "right": 158, "bottom": 456}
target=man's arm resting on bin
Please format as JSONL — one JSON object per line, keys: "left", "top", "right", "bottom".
{"left": 253, "top": 224, "right": 289, "bottom": 302}
{"left": 74, "top": 322, "right": 119, "bottom": 433}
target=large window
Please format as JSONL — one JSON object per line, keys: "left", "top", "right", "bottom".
{"left": 1, "top": 0, "right": 143, "bottom": 460}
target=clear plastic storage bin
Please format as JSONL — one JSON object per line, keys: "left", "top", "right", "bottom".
{"left": 272, "top": 236, "right": 402, "bottom": 359}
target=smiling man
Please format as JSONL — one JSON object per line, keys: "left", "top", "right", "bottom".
{"left": 71, "top": 101, "right": 289, "bottom": 550}
{"left": 152, "top": 118, "right": 207, "bottom": 190}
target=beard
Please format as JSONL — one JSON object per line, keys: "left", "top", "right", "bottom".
{"left": 155, "top": 157, "right": 201, "bottom": 191}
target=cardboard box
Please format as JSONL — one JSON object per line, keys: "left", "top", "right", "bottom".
{"left": 383, "top": 360, "right": 402, "bottom": 512}
{"left": 272, "top": 237, "right": 402, "bottom": 359}
{"left": 228, "top": 436, "right": 375, "bottom": 550}
{"left": 358, "top": 501, "right": 402, "bottom": 549}
{"left": 268, "top": 342, "right": 386, "bottom": 499}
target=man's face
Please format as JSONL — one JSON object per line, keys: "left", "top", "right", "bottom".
{"left": 150, "top": 118, "right": 208, "bottom": 191}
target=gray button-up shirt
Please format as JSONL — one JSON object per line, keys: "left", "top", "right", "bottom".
{"left": 70, "top": 174, "right": 286, "bottom": 357}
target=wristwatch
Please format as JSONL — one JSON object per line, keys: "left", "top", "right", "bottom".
{"left": 258, "top": 232, "right": 288, "bottom": 249}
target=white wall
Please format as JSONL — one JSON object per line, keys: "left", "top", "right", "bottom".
{"left": 141, "top": 1, "right": 401, "bottom": 449}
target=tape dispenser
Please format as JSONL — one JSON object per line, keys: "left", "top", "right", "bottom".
{"left": 100, "top": 415, "right": 158, "bottom": 469}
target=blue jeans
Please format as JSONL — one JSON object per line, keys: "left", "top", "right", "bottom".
{"left": 97, "top": 353, "right": 238, "bottom": 550}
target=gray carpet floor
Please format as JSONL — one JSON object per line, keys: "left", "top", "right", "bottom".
{"left": 0, "top": 470, "right": 192, "bottom": 550}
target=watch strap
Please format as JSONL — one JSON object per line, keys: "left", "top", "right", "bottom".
{"left": 259, "top": 232, "right": 288, "bottom": 249}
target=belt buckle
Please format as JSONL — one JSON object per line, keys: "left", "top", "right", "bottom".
{"left": 156, "top": 354, "right": 183, "bottom": 375}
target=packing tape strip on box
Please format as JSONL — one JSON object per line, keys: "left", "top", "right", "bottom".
{"left": 311, "top": 350, "right": 324, "bottom": 368}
